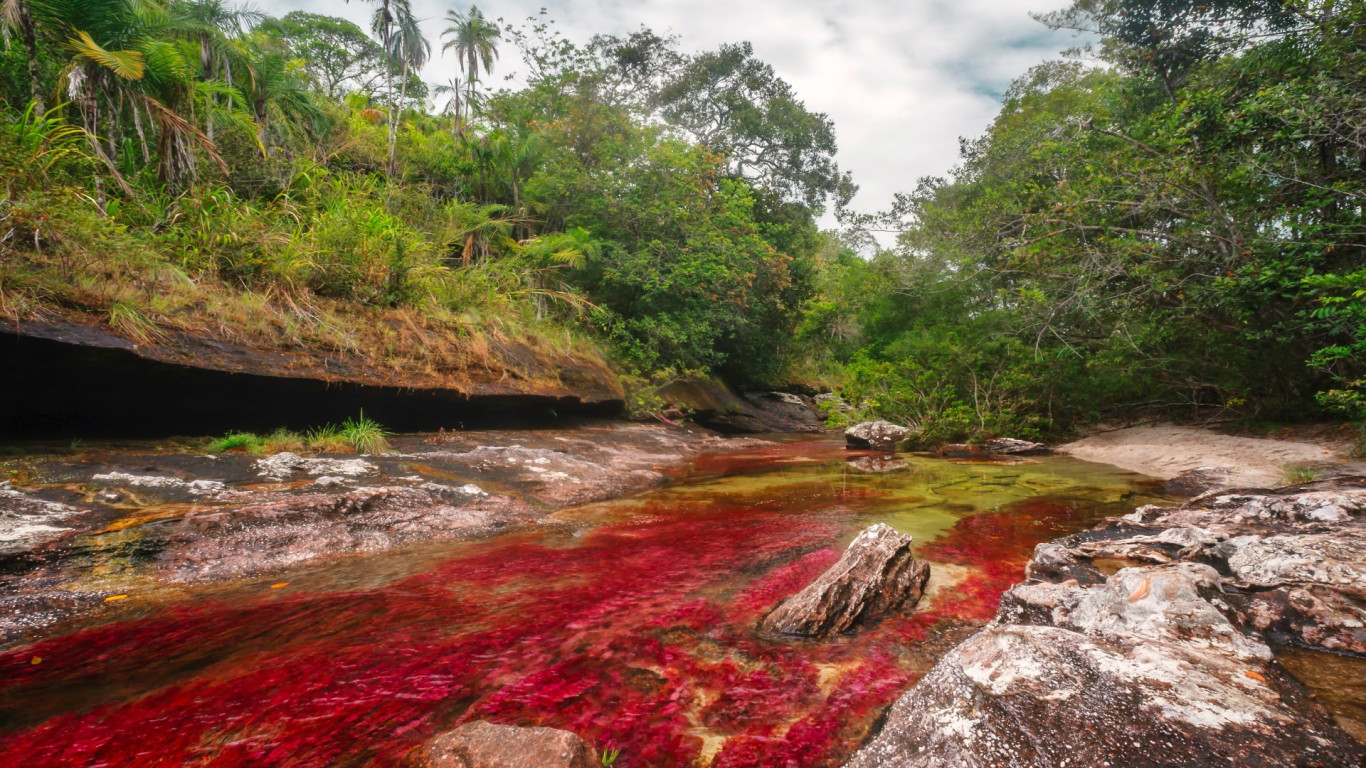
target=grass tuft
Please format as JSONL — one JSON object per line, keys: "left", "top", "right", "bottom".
{"left": 340, "top": 411, "right": 391, "bottom": 454}
{"left": 1281, "top": 464, "right": 1325, "bottom": 486}
{"left": 203, "top": 413, "right": 392, "bottom": 456}
{"left": 204, "top": 431, "right": 262, "bottom": 454}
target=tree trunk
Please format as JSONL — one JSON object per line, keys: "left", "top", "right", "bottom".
{"left": 17, "top": 0, "right": 42, "bottom": 114}
{"left": 131, "top": 99, "right": 150, "bottom": 162}
{"left": 382, "top": 1, "right": 394, "bottom": 178}
{"left": 391, "top": 58, "right": 407, "bottom": 176}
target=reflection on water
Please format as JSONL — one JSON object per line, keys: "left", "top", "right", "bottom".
{"left": 0, "top": 438, "right": 1169, "bottom": 766}
{"left": 1277, "top": 648, "right": 1366, "bottom": 743}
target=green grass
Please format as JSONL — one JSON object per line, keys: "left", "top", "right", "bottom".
{"left": 203, "top": 413, "right": 392, "bottom": 456}
{"left": 1281, "top": 464, "right": 1325, "bottom": 486}
{"left": 204, "top": 431, "right": 264, "bottom": 454}
{"left": 340, "top": 411, "right": 391, "bottom": 454}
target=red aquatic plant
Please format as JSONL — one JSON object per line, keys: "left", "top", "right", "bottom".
{"left": 0, "top": 448, "right": 1119, "bottom": 768}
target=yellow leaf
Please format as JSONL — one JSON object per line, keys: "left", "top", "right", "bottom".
{"left": 104, "top": 594, "right": 128, "bottom": 602}
{"left": 270, "top": 582, "right": 289, "bottom": 589}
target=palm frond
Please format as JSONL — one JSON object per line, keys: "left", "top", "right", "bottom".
{"left": 67, "top": 30, "right": 145, "bottom": 80}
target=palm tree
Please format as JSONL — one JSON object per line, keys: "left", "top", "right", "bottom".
{"left": 346, "top": 0, "right": 396, "bottom": 174}
{"left": 376, "top": 0, "right": 428, "bottom": 174}
{"left": 175, "top": 0, "right": 263, "bottom": 141}
{"left": 40, "top": 0, "right": 256, "bottom": 190}
{"left": 1, "top": 0, "right": 44, "bottom": 113}
{"left": 434, "top": 74, "right": 485, "bottom": 143}
{"left": 440, "top": 4, "right": 500, "bottom": 125}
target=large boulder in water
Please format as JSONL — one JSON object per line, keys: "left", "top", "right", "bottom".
{"left": 847, "top": 563, "right": 1364, "bottom": 768}
{"left": 761, "top": 523, "right": 929, "bottom": 637}
{"left": 406, "top": 721, "right": 595, "bottom": 768}
{"left": 844, "top": 421, "right": 915, "bottom": 452}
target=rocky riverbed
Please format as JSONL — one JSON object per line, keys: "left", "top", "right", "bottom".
{"left": 848, "top": 479, "right": 1366, "bottom": 766}
{"left": 0, "top": 421, "right": 768, "bottom": 645}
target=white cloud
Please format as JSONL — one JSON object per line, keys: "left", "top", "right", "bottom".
{"left": 277, "top": 0, "right": 1083, "bottom": 214}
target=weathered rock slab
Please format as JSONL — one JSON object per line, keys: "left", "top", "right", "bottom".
{"left": 844, "top": 421, "right": 914, "bottom": 452}
{"left": 1028, "top": 481, "right": 1366, "bottom": 655}
{"left": 761, "top": 523, "right": 929, "bottom": 637}
{"left": 406, "top": 721, "right": 594, "bottom": 768}
{"left": 847, "top": 484, "right": 1366, "bottom": 768}
{"left": 846, "top": 623, "right": 1361, "bottom": 768}
{"left": 849, "top": 563, "right": 1363, "bottom": 768}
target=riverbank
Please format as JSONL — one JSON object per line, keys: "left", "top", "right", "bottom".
{"left": 1059, "top": 423, "right": 1366, "bottom": 490}
{"left": 0, "top": 421, "right": 771, "bottom": 646}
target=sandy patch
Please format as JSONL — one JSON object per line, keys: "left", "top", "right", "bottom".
{"left": 1059, "top": 425, "right": 1361, "bottom": 487}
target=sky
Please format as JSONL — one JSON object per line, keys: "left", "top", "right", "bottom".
{"left": 279, "top": 0, "right": 1086, "bottom": 215}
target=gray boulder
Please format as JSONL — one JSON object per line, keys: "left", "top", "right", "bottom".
{"left": 845, "top": 421, "right": 915, "bottom": 452}
{"left": 848, "top": 563, "right": 1363, "bottom": 768}
{"left": 761, "top": 523, "right": 929, "bottom": 637}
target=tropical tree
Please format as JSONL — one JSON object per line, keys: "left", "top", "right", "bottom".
{"left": 432, "top": 75, "right": 467, "bottom": 141}
{"left": 440, "top": 4, "right": 500, "bottom": 124}
{"left": 376, "top": 0, "right": 427, "bottom": 174}
{"left": 1, "top": 0, "right": 44, "bottom": 113}
{"left": 258, "top": 11, "right": 386, "bottom": 99}
{"left": 175, "top": 0, "right": 263, "bottom": 141}
{"left": 345, "top": 0, "right": 397, "bottom": 175}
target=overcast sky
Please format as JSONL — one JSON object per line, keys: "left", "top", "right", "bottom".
{"left": 279, "top": 0, "right": 1084, "bottom": 214}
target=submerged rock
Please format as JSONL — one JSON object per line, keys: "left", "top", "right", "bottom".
{"left": 846, "top": 456, "right": 909, "bottom": 474}
{"left": 254, "top": 452, "right": 378, "bottom": 480}
{"left": 845, "top": 421, "right": 914, "bottom": 452}
{"left": 406, "top": 721, "right": 594, "bottom": 768}
{"left": 1162, "top": 466, "right": 1233, "bottom": 496}
{"left": 982, "top": 437, "right": 1049, "bottom": 456}
{"left": 761, "top": 523, "right": 929, "bottom": 637}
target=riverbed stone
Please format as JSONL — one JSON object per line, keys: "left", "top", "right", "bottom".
{"left": 406, "top": 721, "right": 594, "bottom": 768}
{"left": 844, "top": 421, "right": 914, "bottom": 452}
{"left": 761, "top": 523, "right": 929, "bottom": 637}
{"left": 0, "top": 488, "right": 86, "bottom": 555}
{"left": 848, "top": 562, "right": 1364, "bottom": 768}
{"left": 157, "top": 486, "right": 535, "bottom": 582}
{"left": 1029, "top": 481, "right": 1366, "bottom": 655}
{"left": 982, "top": 437, "right": 1049, "bottom": 455}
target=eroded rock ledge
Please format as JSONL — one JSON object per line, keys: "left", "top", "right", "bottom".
{"left": 0, "top": 422, "right": 769, "bottom": 646}
{"left": 848, "top": 481, "right": 1366, "bottom": 767}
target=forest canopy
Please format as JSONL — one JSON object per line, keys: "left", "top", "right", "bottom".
{"left": 1, "top": 0, "right": 1363, "bottom": 440}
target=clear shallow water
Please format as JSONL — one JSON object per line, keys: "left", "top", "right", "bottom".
{"left": 0, "top": 438, "right": 1171, "bottom": 767}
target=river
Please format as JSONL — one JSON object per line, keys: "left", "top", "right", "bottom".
{"left": 0, "top": 434, "right": 1230, "bottom": 766}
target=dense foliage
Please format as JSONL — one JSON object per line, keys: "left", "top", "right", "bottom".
{"left": 813, "top": 0, "right": 1366, "bottom": 442}
{"left": 5, "top": 0, "right": 1363, "bottom": 438}
{"left": 0, "top": 0, "right": 838, "bottom": 387}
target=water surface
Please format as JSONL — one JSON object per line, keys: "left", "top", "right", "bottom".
{"left": 0, "top": 437, "right": 1168, "bottom": 766}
